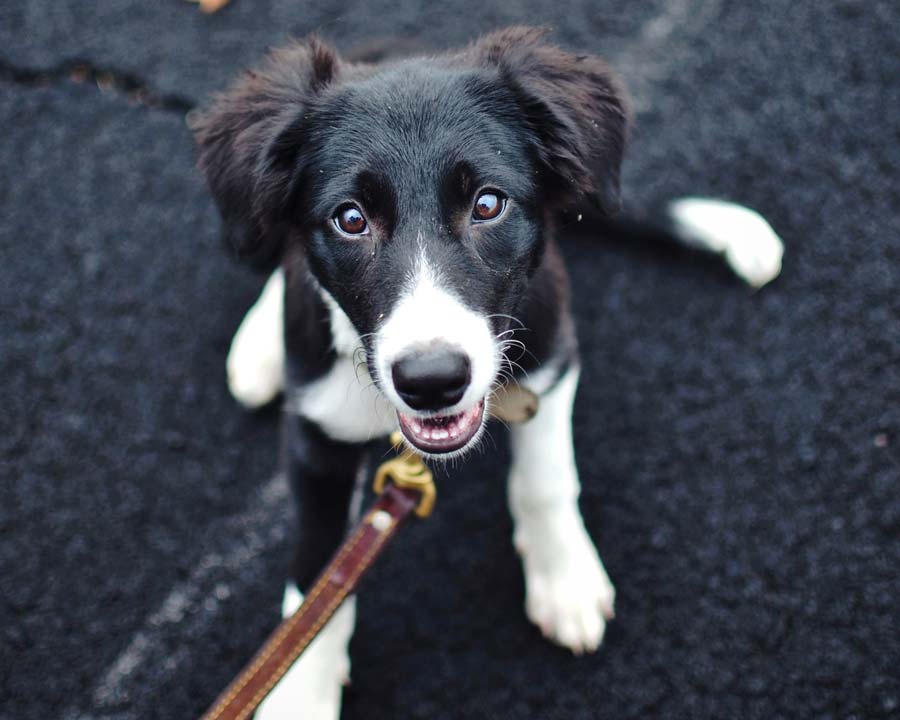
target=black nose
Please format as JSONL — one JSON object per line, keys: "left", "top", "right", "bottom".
{"left": 391, "top": 349, "right": 471, "bottom": 411}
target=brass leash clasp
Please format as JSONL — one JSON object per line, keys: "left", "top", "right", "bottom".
{"left": 373, "top": 431, "right": 436, "bottom": 518}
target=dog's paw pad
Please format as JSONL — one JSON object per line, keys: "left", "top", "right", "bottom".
{"left": 523, "top": 549, "right": 616, "bottom": 655}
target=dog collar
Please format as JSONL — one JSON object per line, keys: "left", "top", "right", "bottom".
{"left": 489, "top": 383, "right": 539, "bottom": 424}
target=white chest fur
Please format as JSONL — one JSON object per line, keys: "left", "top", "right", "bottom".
{"left": 287, "top": 288, "right": 397, "bottom": 444}
{"left": 287, "top": 356, "right": 397, "bottom": 443}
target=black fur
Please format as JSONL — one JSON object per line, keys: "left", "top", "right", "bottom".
{"left": 283, "top": 415, "right": 369, "bottom": 589}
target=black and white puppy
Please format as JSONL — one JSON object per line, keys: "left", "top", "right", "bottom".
{"left": 194, "top": 27, "right": 782, "bottom": 719}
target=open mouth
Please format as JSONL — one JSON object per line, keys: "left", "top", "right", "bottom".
{"left": 397, "top": 400, "right": 485, "bottom": 454}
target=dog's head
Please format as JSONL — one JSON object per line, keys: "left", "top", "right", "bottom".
{"left": 194, "top": 27, "right": 629, "bottom": 456}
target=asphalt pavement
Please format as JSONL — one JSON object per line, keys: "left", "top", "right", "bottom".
{"left": 1, "top": 1, "right": 898, "bottom": 718}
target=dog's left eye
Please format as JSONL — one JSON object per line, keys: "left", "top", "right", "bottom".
{"left": 334, "top": 205, "right": 369, "bottom": 236}
{"left": 472, "top": 191, "right": 506, "bottom": 223}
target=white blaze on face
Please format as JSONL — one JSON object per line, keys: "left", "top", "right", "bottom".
{"left": 375, "top": 253, "right": 498, "bottom": 415}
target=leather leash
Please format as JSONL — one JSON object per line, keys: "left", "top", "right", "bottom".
{"left": 200, "top": 385, "right": 538, "bottom": 720}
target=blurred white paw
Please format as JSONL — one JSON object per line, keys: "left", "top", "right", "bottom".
{"left": 668, "top": 197, "right": 784, "bottom": 288}
{"left": 519, "top": 527, "right": 615, "bottom": 654}
{"left": 255, "top": 587, "right": 354, "bottom": 720}
{"left": 253, "top": 653, "right": 346, "bottom": 720}
{"left": 722, "top": 225, "right": 784, "bottom": 288}
{"left": 227, "top": 270, "right": 285, "bottom": 408}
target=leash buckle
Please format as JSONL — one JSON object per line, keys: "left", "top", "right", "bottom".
{"left": 373, "top": 431, "right": 436, "bottom": 518}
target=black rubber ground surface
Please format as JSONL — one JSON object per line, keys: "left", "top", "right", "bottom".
{"left": 2, "top": 2, "right": 898, "bottom": 719}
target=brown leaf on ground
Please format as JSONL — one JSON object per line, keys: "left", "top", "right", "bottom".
{"left": 189, "top": 0, "right": 231, "bottom": 14}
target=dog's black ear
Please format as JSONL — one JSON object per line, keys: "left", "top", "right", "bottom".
{"left": 191, "top": 37, "right": 342, "bottom": 268}
{"left": 470, "top": 27, "right": 632, "bottom": 214}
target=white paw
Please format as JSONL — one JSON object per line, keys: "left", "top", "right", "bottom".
{"left": 253, "top": 653, "right": 346, "bottom": 720}
{"left": 519, "top": 531, "right": 616, "bottom": 655}
{"left": 255, "top": 588, "right": 355, "bottom": 720}
{"left": 227, "top": 270, "right": 285, "bottom": 408}
{"left": 668, "top": 197, "right": 784, "bottom": 288}
{"left": 723, "top": 228, "right": 784, "bottom": 288}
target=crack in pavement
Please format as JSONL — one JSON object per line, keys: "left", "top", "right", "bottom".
{"left": 0, "top": 0, "right": 721, "bottom": 121}
{"left": 0, "top": 0, "right": 721, "bottom": 122}
{"left": 0, "top": 58, "right": 195, "bottom": 115}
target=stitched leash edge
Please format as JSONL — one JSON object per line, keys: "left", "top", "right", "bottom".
{"left": 199, "top": 485, "right": 419, "bottom": 720}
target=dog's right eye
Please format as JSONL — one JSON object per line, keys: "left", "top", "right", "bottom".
{"left": 472, "top": 190, "right": 506, "bottom": 223}
{"left": 334, "top": 205, "right": 369, "bottom": 236}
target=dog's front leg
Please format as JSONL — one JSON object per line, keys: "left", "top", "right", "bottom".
{"left": 507, "top": 365, "right": 616, "bottom": 654}
{"left": 227, "top": 269, "right": 286, "bottom": 409}
{"left": 256, "top": 414, "right": 367, "bottom": 720}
